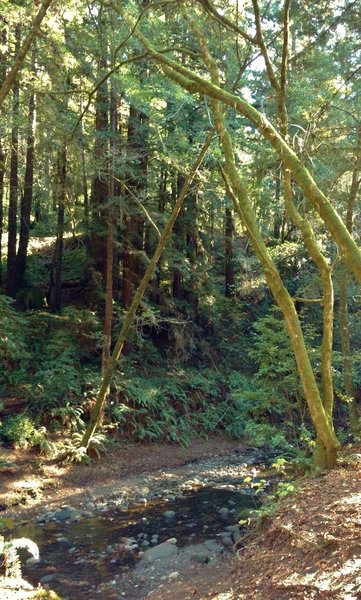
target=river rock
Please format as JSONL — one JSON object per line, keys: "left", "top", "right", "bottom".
{"left": 168, "top": 571, "right": 179, "bottom": 579}
{"left": 139, "top": 540, "right": 179, "bottom": 562}
{"left": 203, "top": 539, "right": 223, "bottom": 554}
{"left": 54, "top": 506, "right": 80, "bottom": 522}
{"left": 57, "top": 537, "right": 69, "bottom": 544}
{"left": 218, "top": 507, "right": 229, "bottom": 518}
{"left": 163, "top": 510, "right": 176, "bottom": 520}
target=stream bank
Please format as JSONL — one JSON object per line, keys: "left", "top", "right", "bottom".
{"left": 1, "top": 441, "right": 272, "bottom": 599}
{"left": 2, "top": 440, "right": 361, "bottom": 599}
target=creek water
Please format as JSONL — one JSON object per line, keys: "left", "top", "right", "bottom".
{"left": 8, "top": 484, "right": 261, "bottom": 599}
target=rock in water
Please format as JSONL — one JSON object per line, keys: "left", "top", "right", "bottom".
{"left": 139, "top": 540, "right": 179, "bottom": 563}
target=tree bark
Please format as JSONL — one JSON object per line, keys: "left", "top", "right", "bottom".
{"left": 338, "top": 125, "right": 361, "bottom": 432}
{"left": 0, "top": 22, "right": 7, "bottom": 285}
{"left": 90, "top": 65, "right": 108, "bottom": 284}
{"left": 225, "top": 205, "right": 235, "bottom": 298}
{"left": 6, "top": 24, "right": 21, "bottom": 298}
{"left": 15, "top": 52, "right": 36, "bottom": 292}
{"left": 50, "top": 143, "right": 66, "bottom": 313}
{"left": 122, "top": 104, "right": 149, "bottom": 309}
{"left": 102, "top": 86, "right": 118, "bottom": 372}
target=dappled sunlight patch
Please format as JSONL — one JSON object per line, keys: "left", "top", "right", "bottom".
{"left": 282, "top": 556, "right": 361, "bottom": 596}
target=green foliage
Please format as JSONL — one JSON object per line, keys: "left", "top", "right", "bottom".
{"left": 0, "top": 414, "right": 55, "bottom": 455}
{"left": 0, "top": 295, "right": 30, "bottom": 387}
{"left": 0, "top": 414, "right": 37, "bottom": 448}
{"left": 243, "top": 422, "right": 289, "bottom": 450}
{"left": 63, "top": 430, "right": 108, "bottom": 463}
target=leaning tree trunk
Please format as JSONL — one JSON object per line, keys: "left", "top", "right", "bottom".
{"left": 80, "top": 133, "right": 213, "bottom": 450}
{"left": 273, "top": 0, "right": 336, "bottom": 465}
{"left": 185, "top": 10, "right": 339, "bottom": 467}
{"left": 0, "top": 0, "right": 53, "bottom": 108}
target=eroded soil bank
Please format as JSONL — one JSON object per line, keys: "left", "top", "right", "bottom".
{"left": 1, "top": 438, "right": 361, "bottom": 599}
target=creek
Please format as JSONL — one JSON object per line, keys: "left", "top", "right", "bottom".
{"left": 4, "top": 449, "right": 274, "bottom": 599}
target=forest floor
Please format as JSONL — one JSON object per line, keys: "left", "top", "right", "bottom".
{"left": 1, "top": 437, "right": 361, "bottom": 599}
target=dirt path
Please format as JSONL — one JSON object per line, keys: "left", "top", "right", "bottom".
{"left": 1, "top": 439, "right": 361, "bottom": 599}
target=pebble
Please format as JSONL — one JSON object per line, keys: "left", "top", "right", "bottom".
{"left": 168, "top": 571, "right": 179, "bottom": 579}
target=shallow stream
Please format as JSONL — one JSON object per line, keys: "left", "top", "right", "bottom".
{"left": 4, "top": 450, "right": 272, "bottom": 599}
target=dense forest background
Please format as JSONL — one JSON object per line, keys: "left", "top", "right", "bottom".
{"left": 0, "top": 0, "right": 360, "bottom": 468}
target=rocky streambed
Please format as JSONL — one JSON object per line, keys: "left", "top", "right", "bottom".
{"left": 3, "top": 448, "right": 274, "bottom": 599}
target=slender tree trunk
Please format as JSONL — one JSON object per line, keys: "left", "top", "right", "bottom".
{"left": 0, "top": 0, "right": 53, "bottom": 109}
{"left": 15, "top": 53, "right": 36, "bottom": 292}
{"left": 90, "top": 68, "right": 108, "bottom": 284}
{"left": 80, "top": 132, "right": 213, "bottom": 450}
{"left": 0, "top": 137, "right": 4, "bottom": 286}
{"left": 51, "top": 143, "right": 66, "bottom": 313}
{"left": 79, "top": 99, "right": 89, "bottom": 223}
{"left": 172, "top": 174, "right": 185, "bottom": 300}
{"left": 339, "top": 125, "right": 361, "bottom": 432}
{"left": 6, "top": 24, "right": 21, "bottom": 298}
{"left": 0, "top": 22, "right": 7, "bottom": 285}
{"left": 102, "top": 86, "right": 118, "bottom": 371}
{"left": 225, "top": 205, "right": 235, "bottom": 298}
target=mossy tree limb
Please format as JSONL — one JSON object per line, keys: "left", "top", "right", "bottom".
{"left": 114, "top": 1, "right": 361, "bottom": 282}
{"left": 185, "top": 9, "right": 339, "bottom": 468}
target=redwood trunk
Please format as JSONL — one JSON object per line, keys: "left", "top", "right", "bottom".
{"left": 6, "top": 24, "right": 21, "bottom": 298}
{"left": 15, "top": 75, "right": 36, "bottom": 292}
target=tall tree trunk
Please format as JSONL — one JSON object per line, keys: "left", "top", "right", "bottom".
{"left": 6, "top": 24, "right": 21, "bottom": 298}
{"left": 172, "top": 174, "right": 185, "bottom": 300}
{"left": 225, "top": 205, "right": 235, "bottom": 298}
{"left": 50, "top": 143, "right": 66, "bottom": 313}
{"left": 15, "top": 52, "right": 36, "bottom": 292}
{"left": 90, "top": 69, "right": 108, "bottom": 284}
{"left": 0, "top": 21, "right": 7, "bottom": 285}
{"left": 339, "top": 125, "right": 361, "bottom": 433}
{"left": 79, "top": 99, "right": 89, "bottom": 224}
{"left": 122, "top": 104, "right": 149, "bottom": 309}
{"left": 102, "top": 86, "right": 118, "bottom": 371}
{"left": 0, "top": 136, "right": 4, "bottom": 286}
